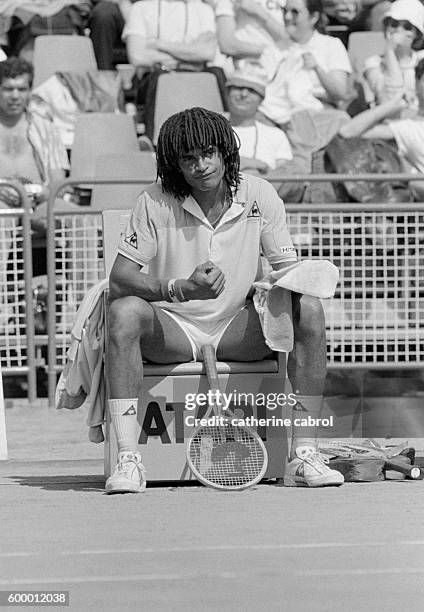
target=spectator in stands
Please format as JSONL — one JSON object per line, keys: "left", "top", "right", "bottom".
{"left": 323, "top": 0, "right": 391, "bottom": 47}
{"left": 0, "top": 57, "right": 71, "bottom": 312}
{"left": 215, "top": 0, "right": 289, "bottom": 78}
{"left": 3, "top": 1, "right": 90, "bottom": 60}
{"left": 363, "top": 0, "right": 424, "bottom": 114}
{"left": 258, "top": 0, "right": 352, "bottom": 127}
{"left": 227, "top": 63, "right": 293, "bottom": 171}
{"left": 123, "top": 0, "right": 217, "bottom": 75}
{"left": 0, "top": 57, "right": 69, "bottom": 210}
{"left": 89, "top": 1, "right": 138, "bottom": 70}
{"left": 339, "top": 57, "right": 424, "bottom": 198}
{"left": 226, "top": 61, "right": 307, "bottom": 200}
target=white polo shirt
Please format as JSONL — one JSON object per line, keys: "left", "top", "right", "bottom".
{"left": 215, "top": 0, "right": 286, "bottom": 78}
{"left": 232, "top": 121, "right": 293, "bottom": 169}
{"left": 259, "top": 31, "right": 352, "bottom": 124}
{"left": 122, "top": 0, "right": 216, "bottom": 44}
{"left": 118, "top": 173, "right": 297, "bottom": 326}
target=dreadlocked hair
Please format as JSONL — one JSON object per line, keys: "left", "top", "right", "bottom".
{"left": 156, "top": 107, "right": 241, "bottom": 200}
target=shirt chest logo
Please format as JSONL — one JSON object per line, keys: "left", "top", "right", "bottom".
{"left": 124, "top": 232, "right": 138, "bottom": 249}
{"left": 247, "top": 201, "right": 261, "bottom": 218}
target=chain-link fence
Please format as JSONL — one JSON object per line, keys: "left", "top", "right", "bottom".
{"left": 30, "top": 176, "right": 424, "bottom": 405}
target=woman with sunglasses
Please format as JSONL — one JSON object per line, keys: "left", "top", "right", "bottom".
{"left": 363, "top": 0, "right": 424, "bottom": 114}
{"left": 258, "top": 0, "right": 352, "bottom": 126}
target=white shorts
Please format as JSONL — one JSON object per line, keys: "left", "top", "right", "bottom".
{"left": 160, "top": 309, "right": 241, "bottom": 361}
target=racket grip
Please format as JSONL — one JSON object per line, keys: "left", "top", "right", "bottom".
{"left": 385, "top": 458, "right": 422, "bottom": 480}
{"left": 201, "top": 345, "right": 219, "bottom": 388}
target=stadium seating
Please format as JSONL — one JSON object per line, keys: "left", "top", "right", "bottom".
{"left": 90, "top": 152, "right": 157, "bottom": 210}
{"left": 147, "top": 71, "right": 225, "bottom": 146}
{"left": 347, "top": 31, "right": 385, "bottom": 78}
{"left": 70, "top": 113, "right": 139, "bottom": 180}
{"left": 33, "top": 35, "right": 97, "bottom": 87}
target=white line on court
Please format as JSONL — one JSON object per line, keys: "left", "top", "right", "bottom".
{"left": 1, "top": 541, "right": 424, "bottom": 558}
{"left": 297, "top": 568, "right": 424, "bottom": 576}
{"left": 0, "top": 574, "right": 237, "bottom": 586}
{"left": 2, "top": 568, "right": 424, "bottom": 586}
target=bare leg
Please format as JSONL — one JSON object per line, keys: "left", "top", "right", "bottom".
{"left": 217, "top": 300, "right": 273, "bottom": 361}
{"left": 107, "top": 296, "right": 193, "bottom": 399}
{"left": 207, "top": 294, "right": 340, "bottom": 487}
{"left": 288, "top": 293, "right": 326, "bottom": 395}
{"left": 218, "top": 295, "right": 327, "bottom": 453}
{"left": 106, "top": 296, "right": 193, "bottom": 459}
{"left": 287, "top": 293, "right": 327, "bottom": 456}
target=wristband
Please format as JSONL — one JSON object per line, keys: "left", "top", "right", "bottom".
{"left": 168, "top": 279, "right": 179, "bottom": 303}
{"left": 159, "top": 279, "right": 171, "bottom": 302}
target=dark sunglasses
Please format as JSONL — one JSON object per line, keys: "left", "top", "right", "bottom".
{"left": 385, "top": 17, "right": 415, "bottom": 31}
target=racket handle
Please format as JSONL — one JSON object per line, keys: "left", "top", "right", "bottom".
{"left": 201, "top": 345, "right": 219, "bottom": 390}
{"left": 385, "top": 458, "right": 422, "bottom": 480}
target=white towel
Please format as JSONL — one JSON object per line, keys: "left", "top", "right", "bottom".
{"left": 253, "top": 260, "right": 339, "bottom": 352}
{"left": 254, "top": 260, "right": 339, "bottom": 298}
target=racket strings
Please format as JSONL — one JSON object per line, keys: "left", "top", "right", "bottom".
{"left": 188, "top": 425, "right": 266, "bottom": 488}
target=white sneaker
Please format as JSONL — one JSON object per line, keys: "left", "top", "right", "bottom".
{"left": 105, "top": 451, "right": 147, "bottom": 494}
{"left": 284, "top": 445, "right": 344, "bottom": 487}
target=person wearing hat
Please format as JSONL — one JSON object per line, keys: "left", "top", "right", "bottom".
{"left": 226, "top": 62, "right": 293, "bottom": 175}
{"left": 364, "top": 0, "right": 424, "bottom": 114}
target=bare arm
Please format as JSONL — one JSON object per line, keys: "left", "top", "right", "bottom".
{"left": 364, "top": 65, "right": 385, "bottom": 105}
{"left": 217, "top": 14, "right": 264, "bottom": 59}
{"left": 303, "top": 53, "right": 351, "bottom": 103}
{"left": 272, "top": 261, "right": 297, "bottom": 271}
{"left": 156, "top": 31, "right": 217, "bottom": 63}
{"left": 235, "top": 0, "right": 288, "bottom": 43}
{"left": 40, "top": 168, "right": 66, "bottom": 204}
{"left": 314, "top": 66, "right": 351, "bottom": 103}
{"left": 382, "top": 34, "right": 404, "bottom": 89}
{"left": 338, "top": 94, "right": 405, "bottom": 139}
{"left": 126, "top": 34, "right": 177, "bottom": 69}
{"left": 109, "top": 254, "right": 226, "bottom": 302}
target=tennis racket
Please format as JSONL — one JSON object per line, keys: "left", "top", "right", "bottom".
{"left": 319, "top": 439, "right": 422, "bottom": 480}
{"left": 186, "top": 344, "right": 269, "bottom": 490}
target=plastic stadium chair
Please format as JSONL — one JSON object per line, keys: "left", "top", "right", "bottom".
{"left": 90, "top": 152, "right": 157, "bottom": 210}
{"left": 150, "top": 71, "right": 225, "bottom": 145}
{"left": 347, "top": 31, "right": 385, "bottom": 77}
{"left": 102, "top": 209, "right": 288, "bottom": 482}
{"left": 33, "top": 35, "right": 98, "bottom": 87}
{"left": 70, "top": 113, "right": 139, "bottom": 180}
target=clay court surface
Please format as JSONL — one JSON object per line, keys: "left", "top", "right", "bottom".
{"left": 1, "top": 403, "right": 424, "bottom": 611}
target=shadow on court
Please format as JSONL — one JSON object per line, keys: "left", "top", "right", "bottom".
{"left": 1, "top": 400, "right": 424, "bottom": 610}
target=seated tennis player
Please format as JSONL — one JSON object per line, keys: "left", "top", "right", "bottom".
{"left": 105, "top": 107, "right": 344, "bottom": 494}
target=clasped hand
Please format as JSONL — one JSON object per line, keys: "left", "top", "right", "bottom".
{"left": 182, "top": 261, "right": 226, "bottom": 300}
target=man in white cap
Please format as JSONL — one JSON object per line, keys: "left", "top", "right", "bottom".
{"left": 227, "top": 62, "right": 293, "bottom": 174}
{"left": 226, "top": 61, "right": 307, "bottom": 200}
{"left": 364, "top": 0, "right": 424, "bottom": 113}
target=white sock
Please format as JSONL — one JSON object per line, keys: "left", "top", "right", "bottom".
{"left": 108, "top": 398, "right": 139, "bottom": 453}
{"left": 290, "top": 395, "right": 323, "bottom": 459}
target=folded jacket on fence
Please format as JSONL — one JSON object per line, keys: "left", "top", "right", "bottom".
{"left": 56, "top": 278, "right": 108, "bottom": 443}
